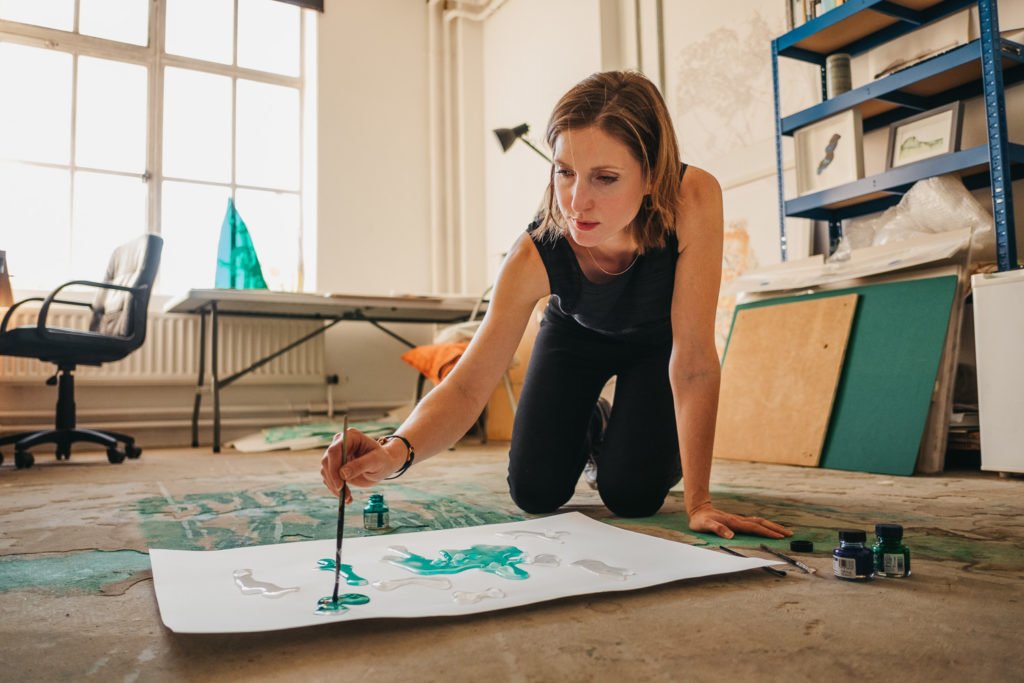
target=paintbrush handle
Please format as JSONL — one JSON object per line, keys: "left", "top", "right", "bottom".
{"left": 759, "top": 544, "right": 816, "bottom": 574}
{"left": 331, "top": 416, "right": 350, "bottom": 603}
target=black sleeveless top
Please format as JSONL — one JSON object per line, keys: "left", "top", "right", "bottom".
{"left": 528, "top": 164, "right": 687, "bottom": 346}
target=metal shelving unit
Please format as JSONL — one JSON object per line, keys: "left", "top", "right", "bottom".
{"left": 772, "top": 0, "right": 1023, "bottom": 270}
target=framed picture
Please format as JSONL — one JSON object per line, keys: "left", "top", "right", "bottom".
{"left": 886, "top": 102, "right": 962, "bottom": 170}
{"left": 794, "top": 109, "right": 864, "bottom": 196}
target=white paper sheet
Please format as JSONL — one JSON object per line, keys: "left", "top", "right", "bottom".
{"left": 150, "top": 512, "right": 781, "bottom": 633}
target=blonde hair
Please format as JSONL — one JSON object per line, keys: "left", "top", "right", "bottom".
{"left": 534, "top": 70, "right": 682, "bottom": 252}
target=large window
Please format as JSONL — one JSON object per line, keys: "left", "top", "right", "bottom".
{"left": 0, "top": 0, "right": 315, "bottom": 295}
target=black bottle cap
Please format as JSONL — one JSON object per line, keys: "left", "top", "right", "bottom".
{"left": 838, "top": 529, "right": 866, "bottom": 543}
{"left": 875, "top": 523, "right": 903, "bottom": 540}
{"left": 790, "top": 539, "right": 814, "bottom": 552}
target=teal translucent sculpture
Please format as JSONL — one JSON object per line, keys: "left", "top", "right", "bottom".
{"left": 215, "top": 198, "right": 268, "bottom": 289}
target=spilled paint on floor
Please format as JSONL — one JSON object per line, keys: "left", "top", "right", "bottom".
{"left": 0, "top": 549, "right": 151, "bottom": 594}
{"left": 606, "top": 491, "right": 1024, "bottom": 572}
{"left": 134, "top": 482, "right": 525, "bottom": 552}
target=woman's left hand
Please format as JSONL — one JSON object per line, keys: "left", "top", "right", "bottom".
{"left": 687, "top": 502, "right": 793, "bottom": 539}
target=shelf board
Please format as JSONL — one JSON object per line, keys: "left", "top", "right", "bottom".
{"left": 781, "top": 39, "right": 1024, "bottom": 134}
{"left": 785, "top": 143, "right": 1024, "bottom": 220}
{"left": 777, "top": 0, "right": 973, "bottom": 60}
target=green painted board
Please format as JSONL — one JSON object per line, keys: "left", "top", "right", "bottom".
{"left": 728, "top": 275, "right": 957, "bottom": 476}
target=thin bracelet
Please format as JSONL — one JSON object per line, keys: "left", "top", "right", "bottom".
{"left": 377, "top": 434, "right": 415, "bottom": 479}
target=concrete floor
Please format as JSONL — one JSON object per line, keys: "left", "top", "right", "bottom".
{"left": 1, "top": 443, "right": 1022, "bottom": 682}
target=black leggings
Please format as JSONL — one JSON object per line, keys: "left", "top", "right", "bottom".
{"left": 507, "top": 315, "right": 681, "bottom": 518}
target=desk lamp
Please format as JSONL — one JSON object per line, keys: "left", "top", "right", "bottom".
{"left": 493, "top": 123, "right": 552, "bottom": 163}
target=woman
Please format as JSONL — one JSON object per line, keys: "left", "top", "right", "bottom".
{"left": 322, "top": 71, "right": 791, "bottom": 540}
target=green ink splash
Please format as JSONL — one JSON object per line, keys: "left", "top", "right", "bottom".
{"left": 315, "top": 593, "right": 371, "bottom": 614}
{"left": 316, "top": 559, "right": 368, "bottom": 586}
{"left": 384, "top": 544, "right": 530, "bottom": 580}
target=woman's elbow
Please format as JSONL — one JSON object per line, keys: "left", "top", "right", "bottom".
{"left": 669, "top": 352, "right": 721, "bottom": 392}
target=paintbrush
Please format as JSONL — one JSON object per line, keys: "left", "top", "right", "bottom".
{"left": 331, "top": 414, "right": 349, "bottom": 604}
{"left": 759, "top": 543, "right": 816, "bottom": 574}
{"left": 719, "top": 545, "right": 787, "bottom": 577}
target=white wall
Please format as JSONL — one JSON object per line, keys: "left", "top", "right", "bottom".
{"left": 482, "top": 0, "right": 604, "bottom": 283}
{"left": 317, "top": 0, "right": 435, "bottom": 406}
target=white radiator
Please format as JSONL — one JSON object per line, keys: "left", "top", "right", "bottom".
{"left": 0, "top": 308, "right": 326, "bottom": 385}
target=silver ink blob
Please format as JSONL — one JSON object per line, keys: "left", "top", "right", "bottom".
{"left": 371, "top": 576, "right": 453, "bottom": 591}
{"left": 524, "top": 553, "right": 561, "bottom": 567}
{"left": 495, "top": 530, "right": 568, "bottom": 543}
{"left": 452, "top": 587, "right": 506, "bottom": 605}
{"left": 570, "top": 559, "right": 636, "bottom": 580}
{"left": 232, "top": 569, "right": 299, "bottom": 598}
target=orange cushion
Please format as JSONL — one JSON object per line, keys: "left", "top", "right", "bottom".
{"left": 400, "top": 342, "right": 470, "bottom": 385}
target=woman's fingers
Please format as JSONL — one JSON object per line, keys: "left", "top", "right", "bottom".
{"left": 728, "top": 517, "right": 787, "bottom": 539}
{"left": 321, "top": 435, "right": 345, "bottom": 495}
{"left": 321, "top": 428, "right": 371, "bottom": 496}
{"left": 690, "top": 507, "right": 792, "bottom": 540}
{"left": 320, "top": 428, "right": 402, "bottom": 496}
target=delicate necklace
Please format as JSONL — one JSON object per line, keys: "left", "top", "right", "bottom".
{"left": 586, "top": 247, "right": 639, "bottom": 277}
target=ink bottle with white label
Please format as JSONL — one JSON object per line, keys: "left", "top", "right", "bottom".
{"left": 363, "top": 493, "right": 390, "bottom": 531}
{"left": 832, "top": 529, "right": 874, "bottom": 581}
{"left": 872, "top": 523, "right": 911, "bottom": 578}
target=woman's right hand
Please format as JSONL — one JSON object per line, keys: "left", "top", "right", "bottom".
{"left": 320, "top": 428, "right": 405, "bottom": 503}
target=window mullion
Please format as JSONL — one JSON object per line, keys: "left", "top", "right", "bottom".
{"left": 69, "top": 50, "right": 78, "bottom": 271}
{"left": 231, "top": 0, "right": 239, "bottom": 198}
{"left": 149, "top": 0, "right": 166, "bottom": 238}
{"left": 0, "top": 20, "right": 151, "bottom": 63}
{"left": 161, "top": 52, "right": 300, "bottom": 87}
{"left": 297, "top": 9, "right": 306, "bottom": 291}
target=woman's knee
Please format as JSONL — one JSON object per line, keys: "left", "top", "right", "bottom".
{"left": 507, "top": 477, "right": 575, "bottom": 515}
{"left": 597, "top": 482, "right": 668, "bottom": 518}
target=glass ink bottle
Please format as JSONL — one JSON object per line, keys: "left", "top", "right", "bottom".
{"left": 363, "top": 493, "right": 390, "bottom": 532}
{"left": 873, "top": 523, "right": 911, "bottom": 578}
{"left": 832, "top": 529, "right": 874, "bottom": 581}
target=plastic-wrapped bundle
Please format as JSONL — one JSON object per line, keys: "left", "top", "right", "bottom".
{"left": 831, "top": 175, "right": 994, "bottom": 262}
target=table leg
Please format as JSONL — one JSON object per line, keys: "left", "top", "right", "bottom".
{"left": 212, "top": 301, "right": 221, "bottom": 453}
{"left": 191, "top": 310, "right": 207, "bottom": 448}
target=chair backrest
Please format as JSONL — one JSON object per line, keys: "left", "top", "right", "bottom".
{"left": 89, "top": 234, "right": 163, "bottom": 343}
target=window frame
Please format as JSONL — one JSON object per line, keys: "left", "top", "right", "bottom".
{"left": 0, "top": 0, "right": 312, "bottom": 294}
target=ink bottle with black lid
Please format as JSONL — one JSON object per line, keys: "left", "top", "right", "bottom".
{"left": 832, "top": 529, "right": 874, "bottom": 581}
{"left": 363, "top": 493, "right": 390, "bottom": 532}
{"left": 873, "top": 523, "right": 911, "bottom": 578}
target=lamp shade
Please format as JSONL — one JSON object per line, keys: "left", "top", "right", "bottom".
{"left": 494, "top": 123, "right": 531, "bottom": 152}
{"left": 493, "top": 123, "right": 552, "bottom": 163}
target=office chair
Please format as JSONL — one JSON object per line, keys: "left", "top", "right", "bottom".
{"left": 0, "top": 234, "right": 163, "bottom": 469}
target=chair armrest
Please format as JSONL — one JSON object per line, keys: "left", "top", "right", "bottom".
{"left": 0, "top": 296, "right": 84, "bottom": 333}
{"left": 37, "top": 279, "right": 139, "bottom": 338}
{"left": 1, "top": 297, "right": 45, "bottom": 334}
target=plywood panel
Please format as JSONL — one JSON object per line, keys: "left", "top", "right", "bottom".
{"left": 734, "top": 275, "right": 958, "bottom": 476}
{"left": 714, "top": 294, "right": 858, "bottom": 467}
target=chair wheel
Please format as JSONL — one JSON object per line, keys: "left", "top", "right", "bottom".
{"left": 126, "top": 445, "right": 142, "bottom": 459}
{"left": 107, "top": 448, "right": 126, "bottom": 464}
{"left": 15, "top": 450, "right": 34, "bottom": 469}
{"left": 0, "top": 451, "right": 4, "bottom": 466}
{"left": 56, "top": 445, "right": 71, "bottom": 461}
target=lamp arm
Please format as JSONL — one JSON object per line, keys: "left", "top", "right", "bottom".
{"left": 519, "top": 138, "right": 552, "bottom": 164}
